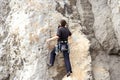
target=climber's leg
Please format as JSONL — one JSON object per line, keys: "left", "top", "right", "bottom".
{"left": 49, "top": 47, "right": 56, "bottom": 66}
{"left": 63, "top": 51, "right": 72, "bottom": 76}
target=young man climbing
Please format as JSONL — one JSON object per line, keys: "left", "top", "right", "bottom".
{"left": 46, "top": 19, "right": 72, "bottom": 77}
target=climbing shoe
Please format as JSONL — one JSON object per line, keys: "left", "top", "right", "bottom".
{"left": 47, "top": 63, "right": 53, "bottom": 69}
{"left": 67, "top": 72, "right": 71, "bottom": 77}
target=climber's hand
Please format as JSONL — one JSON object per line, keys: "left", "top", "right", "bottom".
{"left": 46, "top": 39, "right": 51, "bottom": 44}
{"left": 46, "top": 36, "right": 59, "bottom": 44}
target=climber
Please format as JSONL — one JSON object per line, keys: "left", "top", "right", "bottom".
{"left": 46, "top": 19, "right": 72, "bottom": 77}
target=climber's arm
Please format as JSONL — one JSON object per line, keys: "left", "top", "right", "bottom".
{"left": 46, "top": 36, "right": 59, "bottom": 43}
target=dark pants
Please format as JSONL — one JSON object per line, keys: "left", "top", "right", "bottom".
{"left": 50, "top": 46, "right": 72, "bottom": 73}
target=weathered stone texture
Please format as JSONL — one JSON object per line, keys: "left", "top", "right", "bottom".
{"left": 0, "top": 0, "right": 120, "bottom": 80}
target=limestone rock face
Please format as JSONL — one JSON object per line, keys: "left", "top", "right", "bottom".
{"left": 0, "top": 0, "right": 91, "bottom": 80}
{"left": 76, "top": 0, "right": 120, "bottom": 80}
{"left": 0, "top": 0, "right": 120, "bottom": 80}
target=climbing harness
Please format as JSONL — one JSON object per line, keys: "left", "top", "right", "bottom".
{"left": 55, "top": 40, "right": 70, "bottom": 55}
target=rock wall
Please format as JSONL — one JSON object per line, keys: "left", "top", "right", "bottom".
{"left": 76, "top": 0, "right": 120, "bottom": 80}
{"left": 0, "top": 0, "right": 10, "bottom": 80}
{"left": 0, "top": 0, "right": 120, "bottom": 80}
{"left": 0, "top": 0, "right": 91, "bottom": 80}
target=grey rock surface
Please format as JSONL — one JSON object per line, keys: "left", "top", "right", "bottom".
{"left": 0, "top": 0, "right": 120, "bottom": 80}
